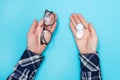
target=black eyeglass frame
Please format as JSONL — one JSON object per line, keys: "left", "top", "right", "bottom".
{"left": 40, "top": 9, "right": 55, "bottom": 45}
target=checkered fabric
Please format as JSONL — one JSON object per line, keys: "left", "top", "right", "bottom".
{"left": 7, "top": 50, "right": 101, "bottom": 80}
{"left": 80, "top": 53, "right": 101, "bottom": 80}
{"left": 7, "top": 50, "right": 44, "bottom": 80}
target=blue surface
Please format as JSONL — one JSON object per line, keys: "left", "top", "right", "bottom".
{"left": 0, "top": 0, "right": 120, "bottom": 80}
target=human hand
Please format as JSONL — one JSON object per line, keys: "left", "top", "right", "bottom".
{"left": 27, "top": 17, "right": 57, "bottom": 55}
{"left": 70, "top": 14, "right": 98, "bottom": 54}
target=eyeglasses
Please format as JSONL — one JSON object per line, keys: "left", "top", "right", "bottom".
{"left": 41, "top": 9, "right": 55, "bottom": 45}
{"left": 43, "top": 9, "right": 55, "bottom": 26}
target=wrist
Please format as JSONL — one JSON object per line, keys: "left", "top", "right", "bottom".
{"left": 80, "top": 48, "right": 96, "bottom": 54}
{"left": 27, "top": 47, "right": 42, "bottom": 55}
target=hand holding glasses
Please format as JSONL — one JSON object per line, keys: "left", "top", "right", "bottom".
{"left": 41, "top": 9, "right": 56, "bottom": 45}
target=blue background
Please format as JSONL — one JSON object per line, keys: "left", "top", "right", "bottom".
{"left": 0, "top": 0, "right": 120, "bottom": 80}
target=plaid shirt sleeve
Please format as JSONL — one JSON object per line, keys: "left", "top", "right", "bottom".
{"left": 7, "top": 49, "right": 44, "bottom": 80}
{"left": 80, "top": 53, "right": 101, "bottom": 80}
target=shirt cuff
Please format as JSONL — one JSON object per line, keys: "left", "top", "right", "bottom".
{"left": 80, "top": 53, "right": 100, "bottom": 72}
{"left": 19, "top": 49, "right": 44, "bottom": 70}
{"left": 7, "top": 50, "right": 44, "bottom": 80}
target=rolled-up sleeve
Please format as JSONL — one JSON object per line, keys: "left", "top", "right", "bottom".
{"left": 80, "top": 53, "right": 101, "bottom": 80}
{"left": 7, "top": 50, "right": 44, "bottom": 80}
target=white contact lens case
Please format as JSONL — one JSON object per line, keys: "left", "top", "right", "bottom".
{"left": 76, "top": 24, "right": 84, "bottom": 39}
{"left": 76, "top": 23, "right": 84, "bottom": 31}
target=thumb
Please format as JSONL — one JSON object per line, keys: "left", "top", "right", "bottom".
{"left": 29, "top": 19, "right": 38, "bottom": 34}
{"left": 88, "top": 23, "right": 97, "bottom": 37}
{"left": 36, "top": 26, "right": 43, "bottom": 36}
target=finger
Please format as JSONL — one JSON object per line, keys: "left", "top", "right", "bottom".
{"left": 70, "top": 22, "right": 76, "bottom": 36}
{"left": 77, "top": 14, "right": 88, "bottom": 29}
{"left": 50, "top": 22, "right": 57, "bottom": 33}
{"left": 54, "top": 13, "right": 57, "bottom": 20}
{"left": 35, "top": 25, "right": 43, "bottom": 44}
{"left": 50, "top": 13, "right": 57, "bottom": 25}
{"left": 70, "top": 15, "right": 77, "bottom": 27}
{"left": 46, "top": 26, "right": 51, "bottom": 31}
{"left": 36, "top": 19, "right": 44, "bottom": 35}
{"left": 38, "top": 19, "right": 44, "bottom": 28}
{"left": 29, "top": 19, "right": 38, "bottom": 34}
{"left": 72, "top": 14, "right": 81, "bottom": 24}
{"left": 83, "top": 29, "right": 90, "bottom": 39}
{"left": 36, "top": 24, "right": 43, "bottom": 40}
{"left": 88, "top": 23, "right": 97, "bottom": 37}
{"left": 46, "top": 23, "right": 56, "bottom": 33}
